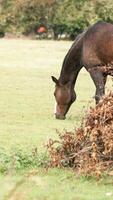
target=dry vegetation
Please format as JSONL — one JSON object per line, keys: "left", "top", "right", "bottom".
{"left": 47, "top": 92, "right": 113, "bottom": 177}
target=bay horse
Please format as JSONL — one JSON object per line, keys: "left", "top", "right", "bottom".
{"left": 52, "top": 21, "right": 113, "bottom": 119}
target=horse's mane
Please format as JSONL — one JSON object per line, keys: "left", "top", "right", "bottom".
{"left": 62, "top": 31, "right": 86, "bottom": 68}
{"left": 72, "top": 31, "right": 86, "bottom": 47}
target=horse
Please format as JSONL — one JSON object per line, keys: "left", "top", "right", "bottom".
{"left": 52, "top": 21, "right": 113, "bottom": 120}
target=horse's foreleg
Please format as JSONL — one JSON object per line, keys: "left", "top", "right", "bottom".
{"left": 103, "top": 73, "right": 107, "bottom": 85}
{"left": 89, "top": 69, "right": 106, "bottom": 104}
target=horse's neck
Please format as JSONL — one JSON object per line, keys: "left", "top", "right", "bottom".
{"left": 59, "top": 39, "right": 83, "bottom": 85}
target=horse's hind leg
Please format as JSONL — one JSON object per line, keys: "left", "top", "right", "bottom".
{"left": 89, "top": 68, "right": 107, "bottom": 104}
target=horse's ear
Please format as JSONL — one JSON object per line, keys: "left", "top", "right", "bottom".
{"left": 51, "top": 76, "right": 59, "bottom": 85}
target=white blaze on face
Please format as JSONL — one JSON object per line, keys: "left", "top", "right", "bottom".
{"left": 54, "top": 102, "right": 57, "bottom": 115}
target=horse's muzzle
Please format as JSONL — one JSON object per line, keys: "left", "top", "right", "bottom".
{"left": 55, "top": 113, "right": 66, "bottom": 120}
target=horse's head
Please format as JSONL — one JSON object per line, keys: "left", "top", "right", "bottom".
{"left": 51, "top": 76, "right": 76, "bottom": 119}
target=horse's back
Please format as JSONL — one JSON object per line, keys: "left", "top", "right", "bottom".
{"left": 82, "top": 21, "right": 113, "bottom": 66}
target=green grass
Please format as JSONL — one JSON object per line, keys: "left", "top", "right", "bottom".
{"left": 1, "top": 169, "right": 113, "bottom": 200}
{"left": 0, "top": 39, "right": 113, "bottom": 199}
{"left": 0, "top": 39, "right": 95, "bottom": 154}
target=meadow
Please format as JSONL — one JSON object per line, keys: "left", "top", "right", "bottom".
{"left": 0, "top": 39, "right": 113, "bottom": 200}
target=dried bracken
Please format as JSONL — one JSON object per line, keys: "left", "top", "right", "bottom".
{"left": 88, "top": 64, "right": 113, "bottom": 75}
{"left": 47, "top": 92, "right": 113, "bottom": 176}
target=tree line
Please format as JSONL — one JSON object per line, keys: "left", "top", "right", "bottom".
{"left": 0, "top": 0, "right": 113, "bottom": 39}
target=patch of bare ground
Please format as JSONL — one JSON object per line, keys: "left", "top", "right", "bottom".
{"left": 4, "top": 171, "right": 39, "bottom": 200}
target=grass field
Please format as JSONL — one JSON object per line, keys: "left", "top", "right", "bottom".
{"left": 0, "top": 39, "right": 113, "bottom": 200}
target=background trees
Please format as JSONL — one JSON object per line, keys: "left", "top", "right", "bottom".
{"left": 0, "top": 0, "right": 113, "bottom": 39}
